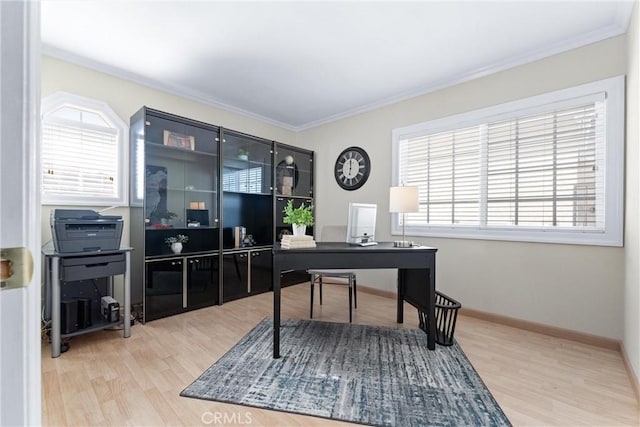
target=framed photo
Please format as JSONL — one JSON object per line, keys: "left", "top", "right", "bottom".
{"left": 163, "top": 130, "right": 195, "bottom": 150}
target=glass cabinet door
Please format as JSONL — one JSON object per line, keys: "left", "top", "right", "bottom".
{"left": 144, "top": 145, "right": 218, "bottom": 227}
{"left": 141, "top": 111, "right": 220, "bottom": 254}
{"left": 144, "top": 113, "right": 217, "bottom": 154}
{"left": 222, "top": 130, "right": 272, "bottom": 195}
{"left": 221, "top": 129, "right": 274, "bottom": 249}
{"left": 275, "top": 145, "right": 313, "bottom": 198}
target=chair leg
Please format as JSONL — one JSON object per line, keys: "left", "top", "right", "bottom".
{"left": 348, "top": 275, "right": 353, "bottom": 323}
{"left": 319, "top": 276, "right": 323, "bottom": 305}
{"left": 310, "top": 275, "right": 315, "bottom": 319}
{"left": 353, "top": 275, "right": 357, "bottom": 309}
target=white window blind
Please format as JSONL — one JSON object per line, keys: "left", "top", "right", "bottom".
{"left": 392, "top": 76, "right": 624, "bottom": 246}
{"left": 41, "top": 93, "right": 128, "bottom": 206}
{"left": 485, "top": 103, "right": 602, "bottom": 229}
{"left": 223, "top": 167, "right": 263, "bottom": 193}
{"left": 399, "top": 125, "right": 481, "bottom": 226}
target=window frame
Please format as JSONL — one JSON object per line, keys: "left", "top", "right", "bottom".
{"left": 41, "top": 92, "right": 129, "bottom": 206}
{"left": 391, "top": 76, "right": 625, "bottom": 247}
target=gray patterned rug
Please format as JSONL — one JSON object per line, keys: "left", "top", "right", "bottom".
{"left": 181, "top": 318, "right": 511, "bottom": 427}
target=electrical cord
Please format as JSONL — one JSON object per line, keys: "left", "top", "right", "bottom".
{"left": 90, "top": 278, "right": 104, "bottom": 298}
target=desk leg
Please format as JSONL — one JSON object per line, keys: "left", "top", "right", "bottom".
{"left": 397, "top": 273, "right": 404, "bottom": 324}
{"left": 399, "top": 266, "right": 436, "bottom": 351}
{"left": 427, "top": 261, "right": 436, "bottom": 350}
{"left": 51, "top": 257, "right": 61, "bottom": 358}
{"left": 124, "top": 251, "right": 131, "bottom": 338}
{"left": 273, "top": 262, "right": 281, "bottom": 359}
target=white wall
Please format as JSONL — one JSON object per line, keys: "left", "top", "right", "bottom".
{"left": 299, "top": 35, "right": 628, "bottom": 340}
{"left": 624, "top": 1, "right": 640, "bottom": 385}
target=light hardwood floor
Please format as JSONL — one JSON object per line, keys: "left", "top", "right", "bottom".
{"left": 42, "top": 283, "right": 639, "bottom": 426}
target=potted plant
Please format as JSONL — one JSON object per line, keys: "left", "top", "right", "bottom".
{"left": 165, "top": 234, "right": 189, "bottom": 254}
{"left": 237, "top": 148, "right": 249, "bottom": 161}
{"left": 282, "top": 200, "right": 314, "bottom": 236}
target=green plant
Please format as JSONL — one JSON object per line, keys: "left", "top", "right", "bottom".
{"left": 282, "top": 200, "right": 314, "bottom": 226}
{"left": 165, "top": 234, "right": 189, "bottom": 245}
{"left": 237, "top": 148, "right": 249, "bottom": 156}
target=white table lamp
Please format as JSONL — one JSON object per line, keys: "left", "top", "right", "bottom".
{"left": 389, "top": 186, "right": 419, "bottom": 248}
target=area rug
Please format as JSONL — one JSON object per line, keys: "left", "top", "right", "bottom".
{"left": 181, "top": 318, "right": 511, "bottom": 427}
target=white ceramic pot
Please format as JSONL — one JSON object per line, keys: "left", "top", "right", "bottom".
{"left": 171, "top": 242, "right": 183, "bottom": 254}
{"left": 292, "top": 224, "right": 307, "bottom": 236}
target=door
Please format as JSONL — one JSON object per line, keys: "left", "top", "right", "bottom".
{"left": 250, "top": 249, "right": 272, "bottom": 294}
{"left": 145, "top": 258, "right": 184, "bottom": 321}
{"left": 186, "top": 254, "right": 219, "bottom": 309}
{"left": 0, "top": 1, "right": 41, "bottom": 425}
{"left": 222, "top": 252, "right": 249, "bottom": 302}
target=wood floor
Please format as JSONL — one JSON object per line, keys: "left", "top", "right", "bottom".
{"left": 42, "top": 283, "right": 639, "bottom": 426}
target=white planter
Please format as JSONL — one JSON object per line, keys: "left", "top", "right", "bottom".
{"left": 292, "top": 224, "right": 307, "bottom": 236}
{"left": 170, "top": 242, "right": 183, "bottom": 254}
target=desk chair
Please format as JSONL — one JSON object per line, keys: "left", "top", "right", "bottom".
{"left": 308, "top": 225, "right": 357, "bottom": 322}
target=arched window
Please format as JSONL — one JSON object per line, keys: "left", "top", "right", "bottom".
{"left": 41, "top": 92, "right": 128, "bottom": 206}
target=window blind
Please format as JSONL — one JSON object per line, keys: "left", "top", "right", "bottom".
{"left": 486, "top": 103, "right": 602, "bottom": 229}
{"left": 399, "top": 125, "right": 481, "bottom": 226}
{"left": 42, "top": 117, "right": 119, "bottom": 199}
{"left": 41, "top": 94, "right": 128, "bottom": 206}
{"left": 398, "top": 101, "right": 604, "bottom": 231}
{"left": 223, "top": 167, "right": 263, "bottom": 193}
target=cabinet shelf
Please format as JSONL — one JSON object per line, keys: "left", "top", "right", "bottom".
{"left": 146, "top": 225, "right": 219, "bottom": 230}
{"left": 162, "top": 187, "right": 217, "bottom": 194}
{"left": 224, "top": 158, "right": 270, "bottom": 170}
{"left": 146, "top": 142, "right": 218, "bottom": 159}
{"left": 223, "top": 190, "right": 272, "bottom": 196}
{"left": 222, "top": 244, "right": 273, "bottom": 254}
{"left": 276, "top": 195, "right": 313, "bottom": 200}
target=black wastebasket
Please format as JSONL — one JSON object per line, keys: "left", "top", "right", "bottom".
{"left": 418, "top": 291, "right": 461, "bottom": 346}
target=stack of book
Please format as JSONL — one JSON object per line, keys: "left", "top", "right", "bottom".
{"left": 281, "top": 234, "right": 316, "bottom": 249}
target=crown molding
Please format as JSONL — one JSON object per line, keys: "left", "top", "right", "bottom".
{"left": 295, "top": 22, "right": 629, "bottom": 131}
{"left": 42, "top": 17, "right": 630, "bottom": 133}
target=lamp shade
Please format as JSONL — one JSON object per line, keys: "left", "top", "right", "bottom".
{"left": 389, "top": 186, "right": 419, "bottom": 213}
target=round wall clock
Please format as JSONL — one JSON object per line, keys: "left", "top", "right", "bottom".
{"left": 334, "top": 146, "right": 371, "bottom": 191}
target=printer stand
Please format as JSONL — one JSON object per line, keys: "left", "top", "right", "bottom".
{"left": 43, "top": 246, "right": 132, "bottom": 357}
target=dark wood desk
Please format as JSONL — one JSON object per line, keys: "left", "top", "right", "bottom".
{"left": 272, "top": 242, "right": 437, "bottom": 358}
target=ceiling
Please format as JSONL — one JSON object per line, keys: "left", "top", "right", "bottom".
{"left": 41, "top": 1, "right": 635, "bottom": 131}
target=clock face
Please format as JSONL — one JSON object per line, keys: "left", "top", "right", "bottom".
{"left": 334, "top": 147, "right": 371, "bottom": 190}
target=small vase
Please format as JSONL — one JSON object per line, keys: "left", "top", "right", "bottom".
{"left": 292, "top": 224, "right": 307, "bottom": 236}
{"left": 170, "top": 242, "right": 183, "bottom": 254}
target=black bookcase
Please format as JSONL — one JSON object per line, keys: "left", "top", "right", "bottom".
{"left": 130, "top": 108, "right": 221, "bottom": 322}
{"left": 130, "top": 107, "right": 314, "bottom": 321}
